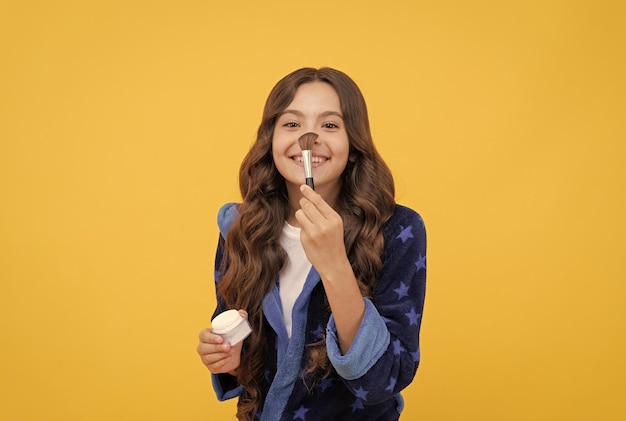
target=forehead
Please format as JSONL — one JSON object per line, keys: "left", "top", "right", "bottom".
{"left": 286, "top": 81, "right": 342, "bottom": 111}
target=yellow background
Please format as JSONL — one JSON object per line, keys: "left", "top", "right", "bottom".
{"left": 1, "top": 1, "right": 624, "bottom": 420}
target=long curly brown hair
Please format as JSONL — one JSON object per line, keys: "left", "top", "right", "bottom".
{"left": 217, "top": 67, "right": 396, "bottom": 420}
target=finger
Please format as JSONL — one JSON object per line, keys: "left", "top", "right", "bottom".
{"left": 297, "top": 195, "right": 327, "bottom": 228}
{"left": 202, "top": 352, "right": 234, "bottom": 371}
{"left": 294, "top": 206, "right": 313, "bottom": 229}
{"left": 298, "top": 197, "right": 341, "bottom": 233}
{"left": 198, "top": 328, "right": 225, "bottom": 344}
{"left": 197, "top": 340, "right": 231, "bottom": 356}
{"left": 299, "top": 184, "right": 334, "bottom": 216}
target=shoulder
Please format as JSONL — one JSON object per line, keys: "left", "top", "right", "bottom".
{"left": 381, "top": 204, "right": 427, "bottom": 259}
{"left": 217, "top": 202, "right": 240, "bottom": 237}
{"left": 383, "top": 204, "right": 426, "bottom": 240}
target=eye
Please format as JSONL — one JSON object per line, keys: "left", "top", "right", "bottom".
{"left": 284, "top": 122, "right": 300, "bottom": 128}
{"left": 323, "top": 122, "right": 339, "bottom": 129}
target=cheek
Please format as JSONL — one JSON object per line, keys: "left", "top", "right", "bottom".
{"left": 338, "top": 137, "right": 351, "bottom": 161}
{"left": 270, "top": 135, "right": 280, "bottom": 159}
{"left": 271, "top": 133, "right": 287, "bottom": 154}
{"left": 271, "top": 135, "right": 290, "bottom": 175}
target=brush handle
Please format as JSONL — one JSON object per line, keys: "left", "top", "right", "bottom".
{"left": 302, "top": 150, "right": 315, "bottom": 190}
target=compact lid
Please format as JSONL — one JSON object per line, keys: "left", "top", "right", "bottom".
{"left": 211, "top": 309, "right": 243, "bottom": 333}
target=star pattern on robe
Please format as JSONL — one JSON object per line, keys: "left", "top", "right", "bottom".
{"left": 393, "top": 282, "right": 410, "bottom": 300}
{"left": 351, "top": 399, "right": 365, "bottom": 412}
{"left": 310, "top": 324, "right": 324, "bottom": 340}
{"left": 293, "top": 405, "right": 309, "bottom": 420}
{"left": 385, "top": 376, "right": 397, "bottom": 392}
{"left": 405, "top": 307, "right": 421, "bottom": 326}
{"left": 393, "top": 339, "right": 405, "bottom": 355}
{"left": 354, "top": 386, "right": 369, "bottom": 400}
{"left": 396, "top": 225, "right": 414, "bottom": 243}
{"left": 411, "top": 350, "right": 421, "bottom": 362}
{"left": 415, "top": 254, "right": 426, "bottom": 271}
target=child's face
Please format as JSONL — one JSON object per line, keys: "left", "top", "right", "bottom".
{"left": 272, "top": 82, "right": 350, "bottom": 199}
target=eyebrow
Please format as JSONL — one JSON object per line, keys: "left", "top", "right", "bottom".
{"left": 280, "top": 109, "right": 344, "bottom": 120}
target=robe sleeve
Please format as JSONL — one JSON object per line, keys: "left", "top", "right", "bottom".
{"left": 326, "top": 207, "right": 427, "bottom": 404}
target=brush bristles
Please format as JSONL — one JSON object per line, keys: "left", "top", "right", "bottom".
{"left": 298, "top": 132, "right": 318, "bottom": 151}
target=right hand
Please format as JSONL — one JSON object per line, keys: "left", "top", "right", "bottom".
{"left": 196, "top": 310, "right": 247, "bottom": 375}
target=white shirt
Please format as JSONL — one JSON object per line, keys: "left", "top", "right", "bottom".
{"left": 278, "top": 222, "right": 312, "bottom": 338}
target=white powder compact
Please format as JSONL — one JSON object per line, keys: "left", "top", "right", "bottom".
{"left": 211, "top": 309, "right": 252, "bottom": 346}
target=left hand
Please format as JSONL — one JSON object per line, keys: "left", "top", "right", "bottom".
{"left": 295, "top": 184, "right": 349, "bottom": 278}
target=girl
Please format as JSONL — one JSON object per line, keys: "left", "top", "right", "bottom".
{"left": 197, "top": 67, "right": 426, "bottom": 420}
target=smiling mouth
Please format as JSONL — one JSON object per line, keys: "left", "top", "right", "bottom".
{"left": 293, "top": 155, "right": 328, "bottom": 164}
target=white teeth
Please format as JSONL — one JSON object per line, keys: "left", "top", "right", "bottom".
{"left": 294, "top": 156, "right": 326, "bottom": 163}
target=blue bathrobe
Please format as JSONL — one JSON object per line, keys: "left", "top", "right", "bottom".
{"left": 211, "top": 203, "right": 427, "bottom": 420}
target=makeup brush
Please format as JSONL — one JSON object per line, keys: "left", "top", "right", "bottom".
{"left": 298, "top": 132, "right": 318, "bottom": 190}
